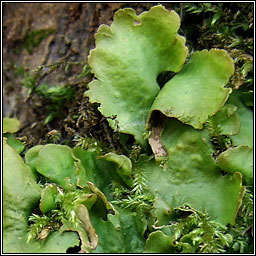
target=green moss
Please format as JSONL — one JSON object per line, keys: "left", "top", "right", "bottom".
{"left": 177, "top": 3, "right": 253, "bottom": 52}
{"left": 226, "top": 189, "right": 253, "bottom": 253}
{"left": 14, "top": 29, "right": 55, "bottom": 54}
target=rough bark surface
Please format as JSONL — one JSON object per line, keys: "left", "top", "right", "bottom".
{"left": 3, "top": 3, "right": 113, "bottom": 115}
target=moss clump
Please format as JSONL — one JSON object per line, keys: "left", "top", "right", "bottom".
{"left": 14, "top": 29, "right": 55, "bottom": 54}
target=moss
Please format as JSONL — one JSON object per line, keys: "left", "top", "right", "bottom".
{"left": 176, "top": 3, "right": 253, "bottom": 52}
{"left": 14, "top": 28, "right": 55, "bottom": 54}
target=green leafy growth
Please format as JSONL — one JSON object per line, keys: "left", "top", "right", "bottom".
{"left": 205, "top": 121, "right": 231, "bottom": 154}
{"left": 4, "top": 133, "right": 25, "bottom": 154}
{"left": 241, "top": 90, "right": 253, "bottom": 107}
{"left": 29, "top": 189, "right": 99, "bottom": 252}
{"left": 27, "top": 214, "right": 62, "bottom": 243}
{"left": 217, "top": 145, "right": 253, "bottom": 186}
{"left": 86, "top": 182, "right": 116, "bottom": 215}
{"left": 151, "top": 49, "right": 234, "bottom": 129}
{"left": 22, "top": 29, "right": 55, "bottom": 54}
{"left": 183, "top": 3, "right": 222, "bottom": 16}
{"left": 145, "top": 230, "right": 175, "bottom": 253}
{"left": 3, "top": 117, "right": 21, "bottom": 133}
{"left": 227, "top": 189, "right": 253, "bottom": 253}
{"left": 20, "top": 68, "right": 74, "bottom": 124}
{"left": 39, "top": 184, "right": 59, "bottom": 214}
{"left": 205, "top": 103, "right": 240, "bottom": 153}
{"left": 73, "top": 135, "right": 106, "bottom": 154}
{"left": 145, "top": 205, "right": 233, "bottom": 253}
{"left": 112, "top": 194, "right": 154, "bottom": 214}
{"left": 28, "top": 186, "right": 105, "bottom": 252}
{"left": 176, "top": 3, "right": 253, "bottom": 94}
{"left": 25, "top": 145, "right": 44, "bottom": 177}
{"left": 144, "top": 119, "right": 244, "bottom": 226}
{"left": 36, "top": 84, "right": 74, "bottom": 103}
{"left": 28, "top": 183, "right": 120, "bottom": 252}
{"left": 4, "top": 5, "right": 253, "bottom": 254}
{"left": 35, "top": 84, "right": 75, "bottom": 124}
{"left": 26, "top": 144, "right": 77, "bottom": 190}
{"left": 85, "top": 5, "right": 188, "bottom": 146}
{"left": 90, "top": 206, "right": 147, "bottom": 253}
{"left": 226, "top": 90, "right": 253, "bottom": 147}
{"left": 3, "top": 117, "right": 25, "bottom": 153}
{"left": 29, "top": 232, "right": 79, "bottom": 253}
{"left": 59, "top": 199, "right": 98, "bottom": 253}
{"left": 71, "top": 147, "right": 125, "bottom": 197}
{"left": 3, "top": 140, "right": 79, "bottom": 253}
{"left": 99, "top": 152, "right": 133, "bottom": 187}
{"left": 112, "top": 165, "right": 154, "bottom": 213}
{"left": 78, "top": 64, "right": 92, "bottom": 78}
{"left": 209, "top": 104, "right": 240, "bottom": 136}
{"left": 3, "top": 139, "right": 40, "bottom": 251}
{"left": 180, "top": 3, "right": 253, "bottom": 53}
{"left": 21, "top": 71, "right": 37, "bottom": 95}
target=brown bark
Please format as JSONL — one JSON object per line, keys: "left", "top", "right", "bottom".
{"left": 3, "top": 3, "right": 117, "bottom": 115}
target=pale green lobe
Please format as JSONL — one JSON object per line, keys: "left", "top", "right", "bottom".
{"left": 99, "top": 153, "right": 133, "bottom": 186}
{"left": 34, "top": 144, "right": 77, "bottom": 190}
{"left": 3, "top": 117, "right": 21, "bottom": 133}
{"left": 39, "top": 184, "right": 59, "bottom": 214}
{"left": 3, "top": 140, "right": 79, "bottom": 253}
{"left": 241, "top": 90, "right": 253, "bottom": 107}
{"left": 151, "top": 49, "right": 234, "bottom": 129}
{"left": 217, "top": 145, "right": 253, "bottom": 186}
{"left": 25, "top": 145, "right": 44, "bottom": 170}
{"left": 29, "top": 232, "right": 80, "bottom": 253}
{"left": 85, "top": 5, "right": 188, "bottom": 145}
{"left": 25, "top": 145, "right": 44, "bottom": 179}
{"left": 4, "top": 133, "right": 25, "bottom": 154}
{"left": 90, "top": 206, "right": 147, "bottom": 253}
{"left": 143, "top": 119, "right": 244, "bottom": 226}
{"left": 71, "top": 147, "right": 89, "bottom": 188}
{"left": 3, "top": 139, "right": 41, "bottom": 250}
{"left": 210, "top": 104, "right": 240, "bottom": 135}
{"left": 71, "top": 147, "right": 127, "bottom": 198}
{"left": 144, "top": 231, "right": 175, "bottom": 253}
{"left": 75, "top": 193, "right": 97, "bottom": 211}
{"left": 227, "top": 90, "right": 253, "bottom": 147}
